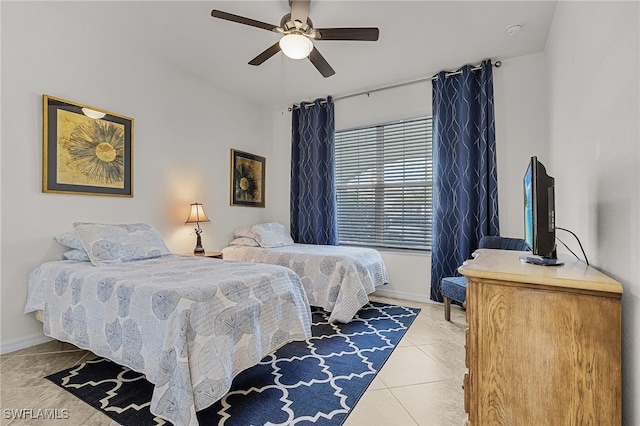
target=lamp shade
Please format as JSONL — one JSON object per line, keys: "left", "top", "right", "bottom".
{"left": 185, "top": 202, "right": 211, "bottom": 224}
{"left": 279, "top": 33, "right": 313, "bottom": 59}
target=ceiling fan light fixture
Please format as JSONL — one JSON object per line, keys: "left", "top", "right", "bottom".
{"left": 279, "top": 33, "right": 313, "bottom": 59}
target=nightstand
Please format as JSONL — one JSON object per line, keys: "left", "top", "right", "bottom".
{"left": 192, "top": 251, "right": 223, "bottom": 259}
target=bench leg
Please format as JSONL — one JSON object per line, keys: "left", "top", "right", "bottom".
{"left": 444, "top": 296, "right": 451, "bottom": 321}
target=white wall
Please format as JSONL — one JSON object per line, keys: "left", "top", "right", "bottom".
{"left": 544, "top": 2, "right": 639, "bottom": 424}
{"left": 1, "top": 2, "right": 275, "bottom": 353}
{"left": 493, "top": 52, "right": 550, "bottom": 238}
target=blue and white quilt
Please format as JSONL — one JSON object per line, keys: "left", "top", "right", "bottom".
{"left": 221, "top": 244, "right": 389, "bottom": 323}
{"left": 25, "top": 255, "right": 312, "bottom": 426}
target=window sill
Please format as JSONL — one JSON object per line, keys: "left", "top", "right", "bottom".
{"left": 339, "top": 244, "right": 430, "bottom": 257}
{"left": 376, "top": 247, "right": 430, "bottom": 257}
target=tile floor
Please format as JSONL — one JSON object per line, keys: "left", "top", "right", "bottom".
{"left": 0, "top": 296, "right": 468, "bottom": 426}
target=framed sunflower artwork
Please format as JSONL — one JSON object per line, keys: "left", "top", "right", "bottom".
{"left": 42, "top": 95, "right": 133, "bottom": 197}
{"left": 230, "top": 149, "right": 265, "bottom": 207}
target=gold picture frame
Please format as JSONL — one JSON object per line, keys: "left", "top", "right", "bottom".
{"left": 230, "top": 149, "right": 265, "bottom": 208}
{"left": 43, "top": 94, "right": 134, "bottom": 197}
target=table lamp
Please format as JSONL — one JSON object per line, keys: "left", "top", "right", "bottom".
{"left": 185, "top": 202, "right": 211, "bottom": 254}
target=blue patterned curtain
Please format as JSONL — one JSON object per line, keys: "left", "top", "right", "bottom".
{"left": 290, "top": 97, "right": 338, "bottom": 245}
{"left": 430, "top": 60, "right": 499, "bottom": 302}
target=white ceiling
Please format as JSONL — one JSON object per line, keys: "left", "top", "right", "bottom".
{"left": 53, "top": 1, "right": 557, "bottom": 109}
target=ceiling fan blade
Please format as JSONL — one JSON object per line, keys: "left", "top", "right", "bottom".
{"left": 308, "top": 47, "right": 335, "bottom": 78}
{"left": 290, "top": 0, "right": 310, "bottom": 29}
{"left": 315, "top": 27, "right": 379, "bottom": 41}
{"left": 249, "top": 42, "right": 282, "bottom": 66}
{"left": 211, "top": 10, "right": 278, "bottom": 32}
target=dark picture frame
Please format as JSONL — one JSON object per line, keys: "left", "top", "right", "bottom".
{"left": 230, "top": 149, "right": 265, "bottom": 208}
{"left": 43, "top": 94, "right": 134, "bottom": 197}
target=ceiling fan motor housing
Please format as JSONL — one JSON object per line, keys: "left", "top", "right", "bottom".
{"left": 210, "top": 0, "right": 379, "bottom": 78}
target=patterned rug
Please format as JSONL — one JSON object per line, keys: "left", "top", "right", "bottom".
{"left": 46, "top": 302, "right": 419, "bottom": 425}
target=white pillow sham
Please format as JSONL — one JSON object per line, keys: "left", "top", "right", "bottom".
{"left": 234, "top": 226, "right": 253, "bottom": 239}
{"left": 235, "top": 222, "right": 294, "bottom": 248}
{"left": 73, "top": 222, "right": 172, "bottom": 266}
{"left": 54, "top": 231, "right": 85, "bottom": 250}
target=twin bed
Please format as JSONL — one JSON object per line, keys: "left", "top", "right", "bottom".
{"left": 223, "top": 222, "right": 389, "bottom": 322}
{"left": 222, "top": 243, "right": 389, "bottom": 323}
{"left": 24, "top": 222, "right": 389, "bottom": 425}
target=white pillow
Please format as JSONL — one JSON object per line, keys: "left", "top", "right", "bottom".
{"left": 73, "top": 222, "right": 172, "bottom": 266}
{"left": 234, "top": 226, "right": 253, "bottom": 239}
{"left": 249, "top": 222, "right": 294, "bottom": 248}
{"left": 55, "top": 231, "right": 85, "bottom": 250}
{"left": 60, "top": 249, "right": 91, "bottom": 262}
{"left": 228, "top": 237, "right": 260, "bottom": 247}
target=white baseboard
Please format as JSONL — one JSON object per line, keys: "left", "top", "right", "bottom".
{"left": 1, "top": 333, "right": 52, "bottom": 355}
{"left": 372, "top": 288, "right": 431, "bottom": 304}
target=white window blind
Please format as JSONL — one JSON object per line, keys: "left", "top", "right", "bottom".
{"left": 335, "top": 116, "right": 433, "bottom": 251}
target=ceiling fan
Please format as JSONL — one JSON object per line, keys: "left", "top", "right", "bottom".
{"left": 211, "top": 0, "right": 379, "bottom": 78}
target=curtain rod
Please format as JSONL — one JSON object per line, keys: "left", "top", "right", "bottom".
{"left": 289, "top": 60, "right": 502, "bottom": 111}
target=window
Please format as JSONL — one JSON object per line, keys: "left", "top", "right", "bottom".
{"left": 335, "top": 116, "right": 433, "bottom": 251}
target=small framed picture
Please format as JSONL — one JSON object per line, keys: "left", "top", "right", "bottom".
{"left": 43, "top": 95, "right": 134, "bottom": 197}
{"left": 230, "top": 149, "right": 265, "bottom": 208}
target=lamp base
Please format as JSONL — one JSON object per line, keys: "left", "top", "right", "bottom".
{"left": 194, "top": 233, "right": 205, "bottom": 254}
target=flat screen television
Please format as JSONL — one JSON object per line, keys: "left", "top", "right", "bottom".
{"left": 522, "top": 156, "right": 564, "bottom": 266}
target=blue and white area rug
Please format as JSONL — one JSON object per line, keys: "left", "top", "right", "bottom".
{"left": 46, "top": 302, "right": 420, "bottom": 425}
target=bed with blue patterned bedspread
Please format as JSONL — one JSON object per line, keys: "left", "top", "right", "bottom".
{"left": 24, "top": 254, "right": 312, "bottom": 426}
{"left": 222, "top": 244, "right": 389, "bottom": 323}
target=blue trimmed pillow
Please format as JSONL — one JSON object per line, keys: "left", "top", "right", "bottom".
{"left": 73, "top": 222, "right": 172, "bottom": 266}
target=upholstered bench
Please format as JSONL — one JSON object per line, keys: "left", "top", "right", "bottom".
{"left": 441, "top": 276, "right": 468, "bottom": 321}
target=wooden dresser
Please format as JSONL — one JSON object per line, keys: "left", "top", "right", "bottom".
{"left": 459, "top": 249, "right": 623, "bottom": 426}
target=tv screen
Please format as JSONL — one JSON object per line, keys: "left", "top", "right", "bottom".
{"left": 524, "top": 164, "right": 534, "bottom": 249}
{"left": 522, "top": 156, "right": 563, "bottom": 266}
